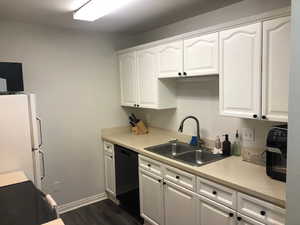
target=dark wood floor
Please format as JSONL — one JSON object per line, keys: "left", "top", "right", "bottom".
{"left": 61, "top": 199, "right": 143, "bottom": 225}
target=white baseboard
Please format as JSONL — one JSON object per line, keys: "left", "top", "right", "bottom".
{"left": 58, "top": 193, "right": 107, "bottom": 214}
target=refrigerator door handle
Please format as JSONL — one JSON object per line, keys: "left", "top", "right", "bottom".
{"left": 36, "top": 117, "right": 43, "bottom": 148}
{"left": 40, "top": 150, "right": 46, "bottom": 180}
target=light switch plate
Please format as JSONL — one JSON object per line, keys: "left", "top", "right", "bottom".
{"left": 242, "top": 128, "right": 255, "bottom": 142}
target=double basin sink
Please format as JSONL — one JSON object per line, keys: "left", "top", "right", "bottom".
{"left": 145, "top": 141, "right": 226, "bottom": 167}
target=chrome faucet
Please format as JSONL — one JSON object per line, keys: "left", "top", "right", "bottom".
{"left": 178, "top": 116, "right": 201, "bottom": 147}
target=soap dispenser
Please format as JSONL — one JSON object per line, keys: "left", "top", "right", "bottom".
{"left": 232, "top": 130, "right": 241, "bottom": 156}
{"left": 222, "top": 134, "right": 231, "bottom": 156}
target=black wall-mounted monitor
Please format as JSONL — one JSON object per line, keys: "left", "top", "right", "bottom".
{"left": 0, "top": 62, "right": 24, "bottom": 94}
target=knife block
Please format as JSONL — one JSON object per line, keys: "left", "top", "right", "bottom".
{"left": 132, "top": 121, "right": 148, "bottom": 135}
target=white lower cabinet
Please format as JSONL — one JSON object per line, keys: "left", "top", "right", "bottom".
{"left": 238, "top": 193, "right": 285, "bottom": 225}
{"left": 237, "top": 213, "right": 264, "bottom": 225}
{"left": 164, "top": 181, "right": 197, "bottom": 225}
{"left": 104, "top": 151, "right": 116, "bottom": 196}
{"left": 197, "top": 195, "right": 235, "bottom": 225}
{"left": 139, "top": 169, "right": 164, "bottom": 225}
{"left": 138, "top": 156, "right": 285, "bottom": 225}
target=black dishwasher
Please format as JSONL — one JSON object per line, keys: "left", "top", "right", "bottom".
{"left": 114, "top": 145, "right": 141, "bottom": 220}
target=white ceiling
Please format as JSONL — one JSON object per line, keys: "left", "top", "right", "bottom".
{"left": 0, "top": 0, "right": 243, "bottom": 34}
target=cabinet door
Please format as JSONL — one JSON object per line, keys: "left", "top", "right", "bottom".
{"left": 262, "top": 16, "right": 290, "bottom": 122}
{"left": 219, "top": 23, "right": 262, "bottom": 119}
{"left": 104, "top": 153, "right": 116, "bottom": 196}
{"left": 119, "top": 52, "right": 138, "bottom": 107}
{"left": 197, "top": 196, "right": 235, "bottom": 225}
{"left": 136, "top": 48, "right": 158, "bottom": 108}
{"left": 139, "top": 169, "right": 164, "bottom": 225}
{"left": 158, "top": 40, "right": 183, "bottom": 78}
{"left": 164, "top": 181, "right": 197, "bottom": 225}
{"left": 184, "top": 32, "right": 219, "bottom": 76}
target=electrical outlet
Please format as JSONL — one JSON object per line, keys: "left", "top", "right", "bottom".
{"left": 242, "top": 128, "right": 255, "bottom": 142}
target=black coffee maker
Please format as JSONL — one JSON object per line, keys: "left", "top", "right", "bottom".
{"left": 266, "top": 125, "right": 288, "bottom": 182}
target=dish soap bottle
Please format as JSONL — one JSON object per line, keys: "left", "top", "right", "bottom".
{"left": 232, "top": 130, "right": 241, "bottom": 156}
{"left": 222, "top": 134, "right": 231, "bottom": 156}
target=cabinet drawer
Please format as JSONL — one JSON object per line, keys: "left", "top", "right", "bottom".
{"left": 197, "top": 177, "right": 237, "bottom": 209}
{"left": 139, "top": 155, "right": 163, "bottom": 177}
{"left": 104, "top": 141, "right": 114, "bottom": 154}
{"left": 164, "top": 165, "right": 196, "bottom": 191}
{"left": 237, "top": 213, "right": 264, "bottom": 225}
{"left": 238, "top": 193, "right": 285, "bottom": 225}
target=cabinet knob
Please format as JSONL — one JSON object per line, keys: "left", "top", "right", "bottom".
{"left": 158, "top": 179, "right": 162, "bottom": 183}
{"left": 260, "top": 211, "right": 266, "bottom": 216}
{"left": 183, "top": 72, "right": 187, "bottom": 76}
{"left": 176, "top": 175, "right": 180, "bottom": 179}
{"left": 253, "top": 114, "right": 258, "bottom": 119}
{"left": 237, "top": 217, "right": 242, "bottom": 221}
{"left": 110, "top": 156, "right": 113, "bottom": 159}
{"left": 163, "top": 181, "right": 166, "bottom": 185}
{"left": 147, "top": 164, "right": 151, "bottom": 167}
{"left": 229, "top": 213, "right": 234, "bottom": 217}
{"left": 178, "top": 72, "right": 182, "bottom": 76}
{"left": 212, "top": 190, "right": 217, "bottom": 195}
{"left": 262, "top": 115, "right": 267, "bottom": 119}
{"left": 137, "top": 104, "right": 140, "bottom": 107}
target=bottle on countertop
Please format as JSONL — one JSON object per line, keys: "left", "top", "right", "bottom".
{"left": 222, "top": 134, "right": 231, "bottom": 156}
{"left": 232, "top": 130, "right": 241, "bottom": 156}
{"left": 213, "top": 136, "right": 222, "bottom": 154}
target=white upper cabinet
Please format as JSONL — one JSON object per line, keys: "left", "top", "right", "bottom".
{"left": 119, "top": 52, "right": 138, "bottom": 107}
{"left": 219, "top": 23, "right": 262, "bottom": 119}
{"left": 119, "top": 49, "right": 176, "bottom": 109}
{"left": 158, "top": 40, "right": 183, "bottom": 78}
{"left": 184, "top": 32, "right": 219, "bottom": 76}
{"left": 137, "top": 48, "right": 158, "bottom": 108}
{"left": 262, "top": 16, "right": 290, "bottom": 122}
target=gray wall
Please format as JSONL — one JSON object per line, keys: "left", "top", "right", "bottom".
{"left": 135, "top": 0, "right": 291, "bottom": 44}
{"left": 287, "top": 0, "right": 300, "bottom": 224}
{"left": 0, "top": 21, "right": 129, "bottom": 205}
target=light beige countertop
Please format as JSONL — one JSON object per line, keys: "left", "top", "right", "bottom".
{"left": 0, "top": 171, "right": 29, "bottom": 188}
{"left": 102, "top": 127, "right": 286, "bottom": 208}
{"left": 43, "top": 219, "right": 65, "bottom": 225}
{"left": 0, "top": 171, "right": 65, "bottom": 225}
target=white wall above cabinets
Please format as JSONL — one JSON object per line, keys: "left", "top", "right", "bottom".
{"left": 119, "top": 49, "right": 177, "bottom": 109}
{"left": 220, "top": 17, "right": 290, "bottom": 122}
{"left": 219, "top": 22, "right": 262, "bottom": 120}
{"left": 262, "top": 16, "right": 290, "bottom": 123}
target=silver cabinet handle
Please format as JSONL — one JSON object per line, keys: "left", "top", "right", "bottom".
{"left": 36, "top": 117, "right": 43, "bottom": 148}
{"left": 40, "top": 151, "right": 46, "bottom": 180}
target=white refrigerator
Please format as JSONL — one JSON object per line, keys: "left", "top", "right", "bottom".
{"left": 0, "top": 94, "right": 45, "bottom": 189}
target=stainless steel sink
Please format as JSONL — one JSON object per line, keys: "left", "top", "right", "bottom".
{"left": 174, "top": 150, "right": 226, "bottom": 167}
{"left": 145, "top": 141, "right": 197, "bottom": 157}
{"left": 145, "top": 141, "right": 226, "bottom": 167}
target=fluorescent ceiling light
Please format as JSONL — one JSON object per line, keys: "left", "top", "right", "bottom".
{"left": 73, "top": 0, "right": 137, "bottom": 22}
